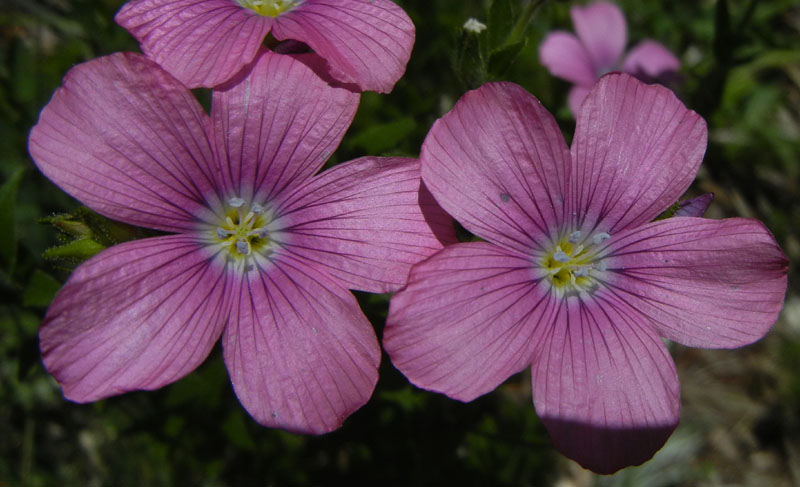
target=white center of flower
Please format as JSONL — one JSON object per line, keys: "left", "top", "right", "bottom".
{"left": 235, "top": 0, "right": 300, "bottom": 16}
{"left": 540, "top": 230, "right": 610, "bottom": 295}
{"left": 213, "top": 197, "right": 272, "bottom": 259}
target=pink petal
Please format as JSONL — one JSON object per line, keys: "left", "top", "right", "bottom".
{"left": 272, "top": 156, "right": 455, "bottom": 293}
{"left": 40, "top": 235, "right": 231, "bottom": 402}
{"left": 211, "top": 49, "right": 359, "bottom": 204}
{"left": 568, "top": 73, "right": 707, "bottom": 234}
{"left": 567, "top": 85, "right": 592, "bottom": 117}
{"left": 384, "top": 242, "right": 553, "bottom": 401}
{"left": 674, "top": 193, "right": 713, "bottom": 217}
{"left": 420, "top": 82, "right": 571, "bottom": 254}
{"left": 570, "top": 1, "right": 627, "bottom": 73}
{"left": 223, "top": 252, "right": 379, "bottom": 433}
{"left": 622, "top": 40, "right": 681, "bottom": 79}
{"left": 532, "top": 297, "right": 679, "bottom": 474}
{"left": 538, "top": 31, "right": 597, "bottom": 87}
{"left": 271, "top": 0, "right": 415, "bottom": 93}
{"left": 28, "top": 53, "right": 219, "bottom": 232}
{"left": 598, "top": 217, "right": 788, "bottom": 348}
{"left": 116, "top": 0, "right": 272, "bottom": 88}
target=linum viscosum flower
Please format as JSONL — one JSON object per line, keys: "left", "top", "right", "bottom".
{"left": 115, "top": 0, "right": 415, "bottom": 92}
{"left": 28, "top": 49, "right": 453, "bottom": 433}
{"left": 383, "top": 74, "right": 788, "bottom": 473}
{"left": 539, "top": 1, "right": 680, "bottom": 115}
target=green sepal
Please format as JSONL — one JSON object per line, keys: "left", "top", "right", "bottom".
{"left": 40, "top": 207, "right": 158, "bottom": 267}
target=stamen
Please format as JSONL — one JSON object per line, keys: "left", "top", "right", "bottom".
{"left": 568, "top": 231, "right": 582, "bottom": 243}
{"left": 553, "top": 250, "right": 570, "bottom": 263}
{"left": 236, "top": 239, "right": 250, "bottom": 255}
{"left": 592, "top": 232, "right": 611, "bottom": 245}
{"left": 574, "top": 266, "right": 590, "bottom": 277}
{"left": 216, "top": 227, "right": 232, "bottom": 239}
{"left": 251, "top": 203, "right": 265, "bottom": 214}
{"left": 228, "top": 197, "right": 245, "bottom": 208}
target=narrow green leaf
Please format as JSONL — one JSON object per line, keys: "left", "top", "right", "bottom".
{"left": 487, "top": 0, "right": 516, "bottom": 49}
{"left": 346, "top": 117, "right": 416, "bottom": 154}
{"left": 488, "top": 39, "right": 527, "bottom": 78}
{"left": 0, "top": 168, "right": 24, "bottom": 271}
{"left": 22, "top": 269, "right": 62, "bottom": 307}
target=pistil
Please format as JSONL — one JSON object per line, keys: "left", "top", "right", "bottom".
{"left": 541, "top": 231, "right": 610, "bottom": 294}
{"left": 235, "top": 0, "right": 300, "bottom": 17}
{"left": 213, "top": 197, "right": 272, "bottom": 258}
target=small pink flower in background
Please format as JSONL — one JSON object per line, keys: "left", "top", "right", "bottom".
{"left": 115, "top": 0, "right": 415, "bottom": 92}
{"left": 539, "top": 1, "right": 680, "bottom": 115}
{"left": 28, "top": 49, "right": 453, "bottom": 433}
{"left": 383, "top": 74, "right": 787, "bottom": 473}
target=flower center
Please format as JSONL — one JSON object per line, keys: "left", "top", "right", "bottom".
{"left": 235, "top": 0, "right": 300, "bottom": 16}
{"left": 213, "top": 197, "right": 272, "bottom": 259}
{"left": 540, "top": 230, "right": 610, "bottom": 295}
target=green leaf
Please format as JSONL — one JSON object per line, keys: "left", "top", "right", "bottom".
{"left": 0, "top": 167, "right": 24, "bottom": 272}
{"left": 346, "top": 117, "right": 416, "bottom": 154}
{"left": 487, "top": 0, "right": 517, "bottom": 50}
{"left": 488, "top": 39, "right": 527, "bottom": 78}
{"left": 724, "top": 50, "right": 800, "bottom": 105}
{"left": 222, "top": 410, "right": 256, "bottom": 451}
{"left": 22, "top": 269, "right": 62, "bottom": 307}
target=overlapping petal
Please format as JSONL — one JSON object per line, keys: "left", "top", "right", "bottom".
{"left": 622, "top": 40, "right": 681, "bottom": 79}
{"left": 211, "top": 49, "right": 359, "bottom": 204}
{"left": 674, "top": 193, "right": 713, "bottom": 217}
{"left": 532, "top": 296, "right": 679, "bottom": 474}
{"left": 538, "top": 32, "right": 596, "bottom": 87}
{"left": 116, "top": 0, "right": 272, "bottom": 88}
{"left": 598, "top": 217, "right": 788, "bottom": 348}
{"left": 40, "top": 235, "right": 232, "bottom": 402}
{"left": 385, "top": 242, "right": 556, "bottom": 401}
{"left": 421, "top": 82, "right": 571, "bottom": 253}
{"left": 570, "top": 1, "right": 627, "bottom": 72}
{"left": 272, "top": 156, "right": 455, "bottom": 293}
{"left": 28, "top": 53, "right": 220, "bottom": 232}
{"left": 568, "top": 73, "right": 707, "bottom": 234}
{"left": 567, "top": 85, "right": 592, "bottom": 118}
{"left": 222, "top": 252, "right": 379, "bottom": 433}
{"left": 272, "top": 0, "right": 415, "bottom": 93}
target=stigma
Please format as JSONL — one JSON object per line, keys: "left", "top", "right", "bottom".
{"left": 213, "top": 196, "right": 272, "bottom": 260}
{"left": 235, "top": 0, "right": 300, "bottom": 17}
{"left": 540, "top": 231, "right": 610, "bottom": 295}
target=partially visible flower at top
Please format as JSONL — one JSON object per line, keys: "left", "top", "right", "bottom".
{"left": 115, "top": 0, "right": 415, "bottom": 92}
{"left": 383, "top": 74, "right": 788, "bottom": 473}
{"left": 28, "top": 49, "right": 453, "bottom": 433}
{"left": 539, "top": 1, "right": 680, "bottom": 115}
{"left": 463, "top": 18, "right": 487, "bottom": 34}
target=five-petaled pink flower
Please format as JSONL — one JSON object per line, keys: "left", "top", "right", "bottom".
{"left": 115, "top": 0, "right": 415, "bottom": 92}
{"left": 539, "top": 1, "right": 681, "bottom": 115}
{"left": 28, "top": 49, "right": 453, "bottom": 433}
{"left": 383, "top": 73, "right": 788, "bottom": 473}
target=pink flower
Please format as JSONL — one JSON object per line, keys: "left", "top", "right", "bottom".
{"left": 28, "top": 49, "right": 453, "bottom": 433}
{"left": 539, "top": 1, "right": 680, "bottom": 115}
{"left": 382, "top": 74, "right": 788, "bottom": 473}
{"left": 115, "top": 0, "right": 415, "bottom": 92}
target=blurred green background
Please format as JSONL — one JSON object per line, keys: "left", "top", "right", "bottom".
{"left": 1, "top": 0, "right": 799, "bottom": 485}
